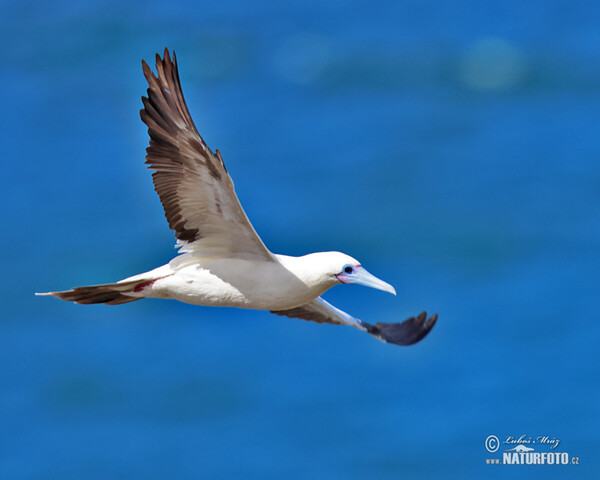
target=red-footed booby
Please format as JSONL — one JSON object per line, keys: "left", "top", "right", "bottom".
{"left": 38, "top": 49, "right": 437, "bottom": 347}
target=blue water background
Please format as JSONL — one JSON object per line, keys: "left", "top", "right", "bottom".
{"left": 2, "top": 1, "right": 599, "bottom": 478}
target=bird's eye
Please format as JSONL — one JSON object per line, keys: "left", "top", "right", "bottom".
{"left": 343, "top": 265, "right": 354, "bottom": 274}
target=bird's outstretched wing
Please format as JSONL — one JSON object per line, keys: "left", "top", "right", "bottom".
{"left": 271, "top": 297, "right": 437, "bottom": 346}
{"left": 140, "top": 48, "right": 273, "bottom": 261}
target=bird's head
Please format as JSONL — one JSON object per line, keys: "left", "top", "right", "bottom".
{"left": 306, "top": 252, "right": 396, "bottom": 295}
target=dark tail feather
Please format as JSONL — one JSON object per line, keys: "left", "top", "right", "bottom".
{"left": 36, "top": 279, "right": 144, "bottom": 305}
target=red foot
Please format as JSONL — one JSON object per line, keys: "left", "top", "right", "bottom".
{"left": 133, "top": 279, "right": 156, "bottom": 292}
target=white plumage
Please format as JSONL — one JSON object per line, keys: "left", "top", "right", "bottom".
{"left": 38, "top": 49, "right": 437, "bottom": 347}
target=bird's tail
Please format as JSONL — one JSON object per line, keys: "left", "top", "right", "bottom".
{"left": 36, "top": 279, "right": 148, "bottom": 305}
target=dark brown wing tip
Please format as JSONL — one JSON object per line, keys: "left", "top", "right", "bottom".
{"left": 366, "top": 311, "right": 438, "bottom": 346}
{"left": 142, "top": 48, "right": 174, "bottom": 80}
{"left": 163, "top": 47, "right": 175, "bottom": 62}
{"left": 156, "top": 48, "right": 174, "bottom": 69}
{"left": 141, "top": 59, "right": 153, "bottom": 79}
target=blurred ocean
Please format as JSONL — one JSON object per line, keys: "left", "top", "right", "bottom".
{"left": 1, "top": 1, "right": 599, "bottom": 478}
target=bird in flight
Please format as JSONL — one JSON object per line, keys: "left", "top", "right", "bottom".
{"left": 38, "top": 48, "right": 437, "bottom": 347}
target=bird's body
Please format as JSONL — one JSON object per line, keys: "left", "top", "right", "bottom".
{"left": 124, "top": 252, "right": 349, "bottom": 311}
{"left": 38, "top": 49, "right": 437, "bottom": 347}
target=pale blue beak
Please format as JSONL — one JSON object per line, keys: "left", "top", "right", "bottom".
{"left": 336, "top": 266, "right": 396, "bottom": 295}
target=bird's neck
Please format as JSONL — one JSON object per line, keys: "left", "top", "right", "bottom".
{"left": 274, "top": 253, "right": 339, "bottom": 292}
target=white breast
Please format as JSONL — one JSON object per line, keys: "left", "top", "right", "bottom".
{"left": 144, "top": 255, "right": 332, "bottom": 310}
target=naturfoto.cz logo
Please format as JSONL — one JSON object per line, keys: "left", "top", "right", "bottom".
{"left": 484, "top": 434, "right": 580, "bottom": 466}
